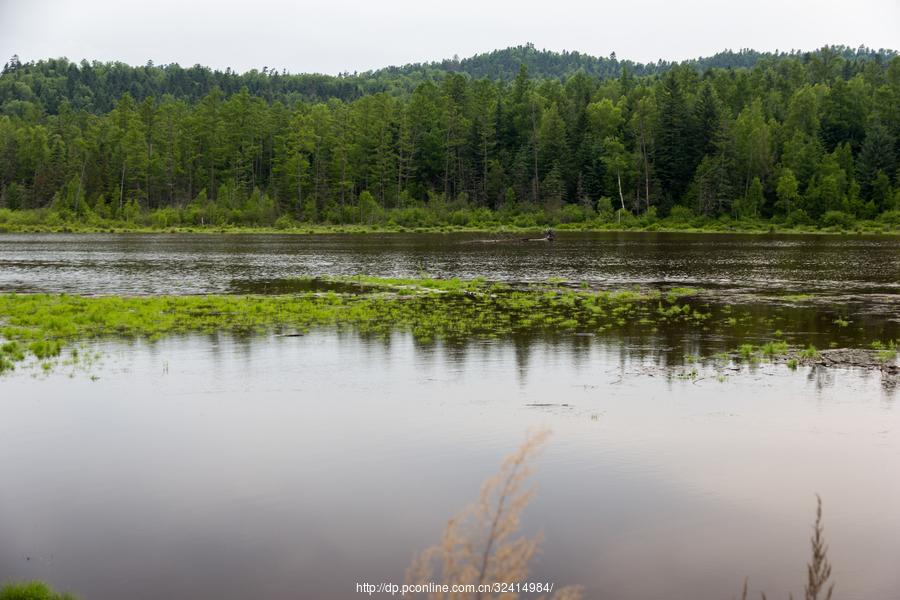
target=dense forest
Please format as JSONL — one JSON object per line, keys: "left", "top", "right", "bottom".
{"left": 1, "top": 44, "right": 899, "bottom": 230}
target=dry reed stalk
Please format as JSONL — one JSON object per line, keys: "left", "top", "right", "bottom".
{"left": 405, "top": 429, "right": 582, "bottom": 600}
{"left": 803, "top": 496, "right": 834, "bottom": 600}
{"left": 746, "top": 496, "right": 835, "bottom": 600}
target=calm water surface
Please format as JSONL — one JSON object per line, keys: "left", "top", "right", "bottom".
{"left": 0, "top": 333, "right": 897, "bottom": 600}
{"left": 1, "top": 232, "right": 899, "bottom": 599}
{"left": 0, "top": 231, "right": 898, "bottom": 297}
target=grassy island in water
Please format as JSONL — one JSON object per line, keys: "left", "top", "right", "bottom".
{"left": 1, "top": 277, "right": 896, "bottom": 375}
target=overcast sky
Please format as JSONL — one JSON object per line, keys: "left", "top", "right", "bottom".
{"left": 1, "top": 0, "right": 898, "bottom": 75}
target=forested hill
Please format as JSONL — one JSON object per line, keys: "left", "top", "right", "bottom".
{"left": 373, "top": 44, "right": 893, "bottom": 82}
{"left": 1, "top": 44, "right": 895, "bottom": 113}
{"left": 1, "top": 43, "right": 899, "bottom": 232}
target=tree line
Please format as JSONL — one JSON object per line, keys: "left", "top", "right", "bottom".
{"left": 0, "top": 46, "right": 898, "bottom": 229}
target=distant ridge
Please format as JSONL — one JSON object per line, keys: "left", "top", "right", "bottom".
{"left": 366, "top": 43, "right": 896, "bottom": 81}
{"left": 2, "top": 43, "right": 896, "bottom": 114}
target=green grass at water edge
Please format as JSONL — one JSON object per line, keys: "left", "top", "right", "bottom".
{"left": 1, "top": 209, "right": 898, "bottom": 237}
{"left": 0, "top": 278, "right": 891, "bottom": 374}
{"left": 0, "top": 281, "right": 707, "bottom": 370}
{"left": 0, "top": 582, "right": 75, "bottom": 600}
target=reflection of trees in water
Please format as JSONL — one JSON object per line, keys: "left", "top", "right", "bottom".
{"left": 415, "top": 298, "right": 895, "bottom": 369}
{"left": 163, "top": 291, "right": 899, "bottom": 393}
{"left": 807, "top": 365, "right": 836, "bottom": 393}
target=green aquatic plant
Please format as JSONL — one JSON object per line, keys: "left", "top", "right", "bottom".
{"left": 799, "top": 345, "right": 821, "bottom": 360}
{"left": 872, "top": 340, "right": 898, "bottom": 363}
{"left": 761, "top": 340, "right": 790, "bottom": 358}
{"left": 2, "top": 340, "right": 26, "bottom": 361}
{"left": 0, "top": 340, "right": 26, "bottom": 372}
{"left": 0, "top": 280, "right": 716, "bottom": 372}
{"left": 0, "top": 581, "right": 76, "bottom": 600}
{"left": 665, "top": 287, "right": 699, "bottom": 302}
{"left": 29, "top": 339, "right": 62, "bottom": 359}
{"left": 782, "top": 294, "right": 814, "bottom": 302}
{"left": 0, "top": 277, "right": 890, "bottom": 376}
{"left": 738, "top": 344, "right": 757, "bottom": 360}
{"left": 339, "top": 275, "right": 488, "bottom": 293}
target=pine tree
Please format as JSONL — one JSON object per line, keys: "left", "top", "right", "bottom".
{"left": 654, "top": 71, "right": 693, "bottom": 211}
{"left": 857, "top": 120, "right": 897, "bottom": 201}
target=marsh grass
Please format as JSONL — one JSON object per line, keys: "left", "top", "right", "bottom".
{"left": 799, "top": 345, "right": 821, "bottom": 360}
{"left": 0, "top": 278, "right": 889, "bottom": 375}
{"left": 761, "top": 341, "right": 790, "bottom": 358}
{"left": 781, "top": 294, "right": 814, "bottom": 303}
{"left": 871, "top": 340, "right": 898, "bottom": 364}
{"left": 0, "top": 582, "right": 76, "bottom": 600}
{"left": 0, "top": 280, "right": 718, "bottom": 373}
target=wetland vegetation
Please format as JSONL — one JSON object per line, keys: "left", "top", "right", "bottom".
{"left": 1, "top": 277, "right": 896, "bottom": 377}
{"left": 0, "top": 582, "right": 76, "bottom": 600}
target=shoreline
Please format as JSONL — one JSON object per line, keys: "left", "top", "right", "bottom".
{"left": 1, "top": 222, "right": 898, "bottom": 236}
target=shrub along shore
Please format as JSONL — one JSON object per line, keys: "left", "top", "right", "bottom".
{"left": 0, "top": 205, "right": 898, "bottom": 235}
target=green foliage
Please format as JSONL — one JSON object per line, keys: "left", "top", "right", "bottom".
{"left": 0, "top": 278, "right": 811, "bottom": 373}
{"left": 775, "top": 169, "right": 800, "bottom": 216}
{"left": 668, "top": 206, "right": 695, "bottom": 223}
{"left": 880, "top": 210, "right": 900, "bottom": 225}
{"left": 821, "top": 210, "right": 854, "bottom": 229}
{"left": 0, "top": 282, "right": 644, "bottom": 371}
{"left": 799, "top": 345, "right": 821, "bottom": 359}
{"left": 872, "top": 340, "right": 898, "bottom": 363}
{"left": 29, "top": 339, "right": 62, "bottom": 359}
{"left": 785, "top": 208, "right": 813, "bottom": 227}
{"left": 1, "top": 48, "right": 899, "bottom": 230}
{"left": 0, "top": 581, "right": 76, "bottom": 600}
{"left": 761, "top": 340, "right": 790, "bottom": 357}
{"left": 594, "top": 197, "right": 614, "bottom": 220}
{"left": 734, "top": 177, "right": 764, "bottom": 219}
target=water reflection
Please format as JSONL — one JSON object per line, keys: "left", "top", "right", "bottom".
{"left": 1, "top": 332, "right": 897, "bottom": 600}
{"left": 0, "top": 232, "right": 897, "bottom": 298}
{"left": 1, "top": 230, "right": 898, "bottom": 599}
{"left": 337, "top": 290, "right": 899, "bottom": 383}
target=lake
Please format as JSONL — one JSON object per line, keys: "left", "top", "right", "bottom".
{"left": 0, "top": 232, "right": 898, "bottom": 600}
{"left": 0, "top": 231, "right": 897, "bottom": 297}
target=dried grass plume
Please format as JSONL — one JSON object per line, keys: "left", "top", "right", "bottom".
{"left": 405, "top": 429, "right": 582, "bottom": 600}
